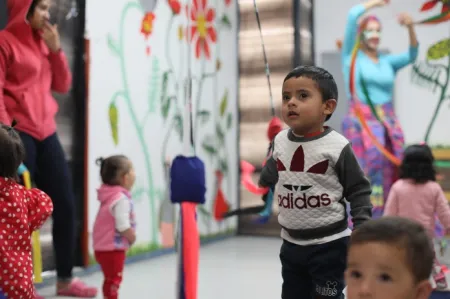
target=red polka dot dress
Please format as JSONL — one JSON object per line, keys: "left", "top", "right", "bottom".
{"left": 0, "top": 177, "right": 53, "bottom": 299}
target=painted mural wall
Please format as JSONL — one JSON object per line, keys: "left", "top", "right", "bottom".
{"left": 85, "top": 0, "right": 239, "bottom": 261}
{"left": 314, "top": 0, "right": 450, "bottom": 147}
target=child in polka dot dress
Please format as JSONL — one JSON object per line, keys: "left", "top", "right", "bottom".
{"left": 0, "top": 124, "right": 53, "bottom": 299}
{"left": 93, "top": 155, "right": 136, "bottom": 299}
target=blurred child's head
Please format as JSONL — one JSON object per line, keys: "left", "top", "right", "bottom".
{"left": 282, "top": 66, "right": 338, "bottom": 136}
{"left": 346, "top": 217, "right": 433, "bottom": 299}
{"left": 96, "top": 155, "right": 135, "bottom": 190}
{"left": 0, "top": 123, "right": 25, "bottom": 179}
{"left": 399, "top": 144, "right": 435, "bottom": 184}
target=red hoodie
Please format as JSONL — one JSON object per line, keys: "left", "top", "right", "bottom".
{"left": 0, "top": 0, "right": 72, "bottom": 140}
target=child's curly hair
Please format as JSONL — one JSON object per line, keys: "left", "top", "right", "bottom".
{"left": 0, "top": 122, "right": 25, "bottom": 179}
{"left": 399, "top": 144, "right": 435, "bottom": 184}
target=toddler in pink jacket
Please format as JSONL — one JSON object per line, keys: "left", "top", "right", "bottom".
{"left": 92, "top": 155, "right": 136, "bottom": 299}
{"left": 384, "top": 143, "right": 450, "bottom": 290}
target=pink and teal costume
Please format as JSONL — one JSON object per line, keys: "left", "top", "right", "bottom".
{"left": 341, "top": 4, "right": 418, "bottom": 218}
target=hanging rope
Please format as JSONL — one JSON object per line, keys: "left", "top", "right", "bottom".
{"left": 171, "top": 3, "right": 204, "bottom": 299}
{"left": 252, "top": 0, "right": 275, "bottom": 116}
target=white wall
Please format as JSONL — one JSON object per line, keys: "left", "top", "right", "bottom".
{"left": 314, "top": 0, "right": 450, "bottom": 146}
{"left": 85, "top": 0, "right": 239, "bottom": 260}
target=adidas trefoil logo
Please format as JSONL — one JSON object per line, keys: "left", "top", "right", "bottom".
{"left": 277, "top": 145, "right": 329, "bottom": 192}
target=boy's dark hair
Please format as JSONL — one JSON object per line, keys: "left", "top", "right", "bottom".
{"left": 283, "top": 65, "right": 338, "bottom": 121}
{"left": 0, "top": 123, "right": 25, "bottom": 179}
{"left": 96, "top": 155, "right": 130, "bottom": 185}
{"left": 350, "top": 217, "right": 434, "bottom": 283}
{"left": 399, "top": 144, "right": 436, "bottom": 183}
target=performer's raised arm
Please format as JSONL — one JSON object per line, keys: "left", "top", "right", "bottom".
{"left": 385, "top": 13, "right": 419, "bottom": 72}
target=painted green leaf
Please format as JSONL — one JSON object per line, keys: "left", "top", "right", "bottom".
{"left": 411, "top": 61, "right": 442, "bottom": 93}
{"left": 219, "top": 89, "right": 228, "bottom": 117}
{"left": 131, "top": 187, "right": 148, "bottom": 203}
{"left": 197, "top": 110, "right": 211, "bottom": 124}
{"left": 109, "top": 102, "right": 119, "bottom": 145}
{"left": 198, "top": 206, "right": 211, "bottom": 217}
{"left": 173, "top": 113, "right": 183, "bottom": 140}
{"left": 427, "top": 38, "right": 450, "bottom": 61}
{"left": 219, "top": 159, "right": 228, "bottom": 174}
{"left": 197, "top": 206, "right": 211, "bottom": 226}
{"left": 201, "top": 136, "right": 217, "bottom": 156}
{"left": 226, "top": 112, "right": 233, "bottom": 130}
{"left": 216, "top": 123, "right": 225, "bottom": 145}
{"left": 161, "top": 97, "right": 172, "bottom": 119}
{"left": 160, "top": 72, "right": 169, "bottom": 119}
{"left": 221, "top": 14, "right": 232, "bottom": 29}
{"left": 148, "top": 57, "right": 160, "bottom": 113}
{"left": 107, "top": 34, "right": 120, "bottom": 56}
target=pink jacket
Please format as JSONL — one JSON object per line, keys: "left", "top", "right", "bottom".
{"left": 0, "top": 0, "right": 72, "bottom": 140}
{"left": 384, "top": 179, "right": 450, "bottom": 237}
{"left": 92, "top": 184, "right": 135, "bottom": 251}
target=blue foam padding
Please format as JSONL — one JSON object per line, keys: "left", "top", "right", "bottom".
{"left": 170, "top": 155, "right": 206, "bottom": 204}
{"left": 430, "top": 291, "right": 450, "bottom": 299}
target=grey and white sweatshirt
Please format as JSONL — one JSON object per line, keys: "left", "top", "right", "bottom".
{"left": 259, "top": 127, "right": 372, "bottom": 244}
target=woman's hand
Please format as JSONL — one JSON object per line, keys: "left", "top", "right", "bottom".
{"left": 377, "top": 0, "right": 389, "bottom": 6}
{"left": 398, "top": 13, "right": 414, "bottom": 27}
{"left": 364, "top": 0, "right": 389, "bottom": 10}
{"left": 41, "top": 22, "right": 61, "bottom": 53}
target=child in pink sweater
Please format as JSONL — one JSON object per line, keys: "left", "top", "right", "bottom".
{"left": 92, "top": 155, "right": 136, "bottom": 299}
{"left": 384, "top": 143, "right": 450, "bottom": 290}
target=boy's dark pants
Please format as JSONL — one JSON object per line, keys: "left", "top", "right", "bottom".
{"left": 280, "top": 237, "right": 349, "bottom": 299}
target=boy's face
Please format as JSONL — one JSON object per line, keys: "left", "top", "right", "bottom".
{"left": 346, "top": 242, "right": 432, "bottom": 299}
{"left": 281, "top": 76, "right": 335, "bottom": 136}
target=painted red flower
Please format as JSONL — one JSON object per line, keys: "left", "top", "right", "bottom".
{"left": 421, "top": 0, "right": 449, "bottom": 13}
{"left": 168, "top": 0, "right": 181, "bottom": 15}
{"left": 225, "top": 0, "right": 231, "bottom": 6}
{"left": 187, "top": 0, "right": 217, "bottom": 59}
{"left": 141, "top": 12, "right": 156, "bottom": 39}
{"left": 141, "top": 12, "right": 156, "bottom": 56}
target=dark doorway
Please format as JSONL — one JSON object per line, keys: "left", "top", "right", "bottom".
{"left": 0, "top": 0, "right": 7, "bottom": 29}
{"left": 0, "top": 0, "right": 87, "bottom": 271}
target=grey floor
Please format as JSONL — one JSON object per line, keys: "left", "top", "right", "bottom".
{"left": 37, "top": 237, "right": 283, "bottom": 298}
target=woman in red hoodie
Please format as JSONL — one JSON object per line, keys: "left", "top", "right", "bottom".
{"left": 0, "top": 0, "right": 97, "bottom": 297}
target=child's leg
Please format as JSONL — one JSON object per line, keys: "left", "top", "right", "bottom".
{"left": 95, "top": 251, "right": 126, "bottom": 299}
{"left": 308, "top": 237, "right": 348, "bottom": 299}
{"left": 279, "top": 240, "right": 313, "bottom": 299}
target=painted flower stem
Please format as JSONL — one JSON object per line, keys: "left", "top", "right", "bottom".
{"left": 119, "top": 2, "right": 157, "bottom": 244}
{"left": 194, "top": 72, "right": 218, "bottom": 146}
{"left": 161, "top": 12, "right": 183, "bottom": 169}
{"left": 161, "top": 116, "right": 177, "bottom": 163}
{"left": 165, "top": 15, "right": 180, "bottom": 89}
{"left": 424, "top": 55, "right": 450, "bottom": 142}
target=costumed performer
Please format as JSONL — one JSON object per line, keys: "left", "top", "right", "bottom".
{"left": 341, "top": 0, "right": 419, "bottom": 218}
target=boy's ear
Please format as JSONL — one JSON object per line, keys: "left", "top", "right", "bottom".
{"left": 323, "top": 99, "right": 337, "bottom": 118}
{"left": 415, "top": 279, "right": 432, "bottom": 299}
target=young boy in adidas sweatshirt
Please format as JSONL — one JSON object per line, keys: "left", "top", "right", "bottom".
{"left": 259, "top": 65, "right": 373, "bottom": 299}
